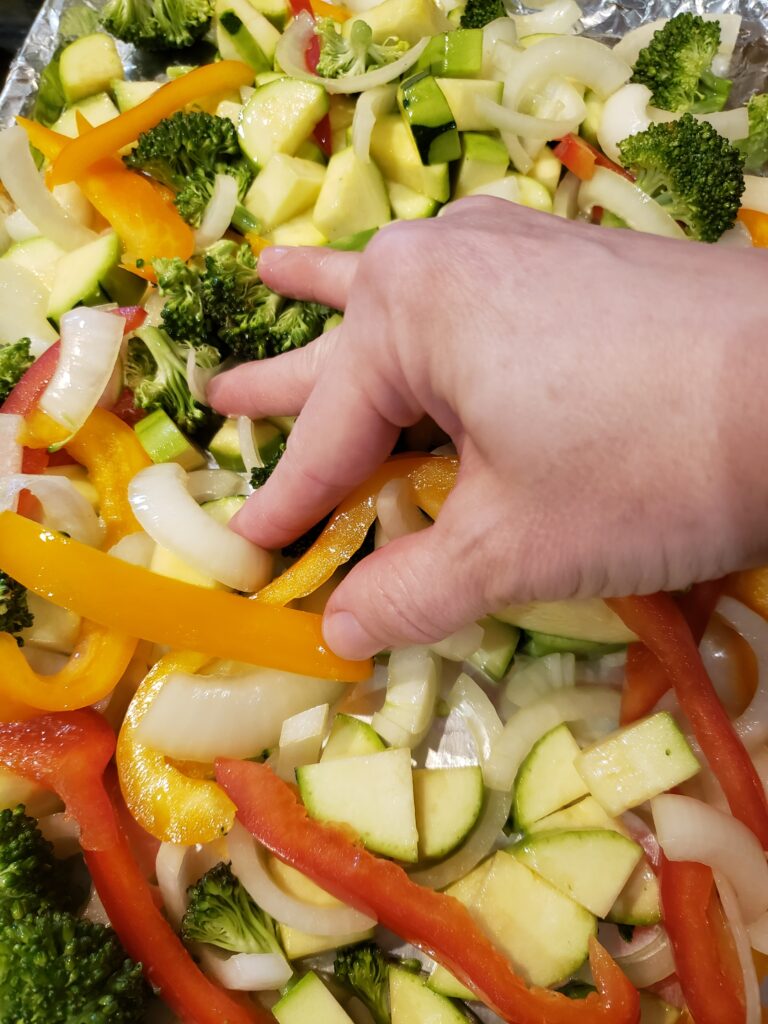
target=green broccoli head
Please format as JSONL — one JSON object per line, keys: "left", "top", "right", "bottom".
{"left": 181, "top": 861, "right": 285, "bottom": 956}
{"left": 0, "top": 909, "right": 147, "bottom": 1023}
{"left": 334, "top": 943, "right": 392, "bottom": 1024}
{"left": 0, "top": 806, "right": 60, "bottom": 915}
{"left": 154, "top": 255, "right": 209, "bottom": 346}
{"left": 618, "top": 114, "right": 744, "bottom": 242}
{"left": 125, "top": 112, "right": 254, "bottom": 227}
{"left": 272, "top": 302, "right": 334, "bottom": 352}
{"left": 125, "top": 326, "right": 219, "bottom": 434}
{"left": 459, "top": 0, "right": 504, "bottom": 30}
{"left": 101, "top": 0, "right": 213, "bottom": 49}
{"left": 737, "top": 93, "right": 768, "bottom": 174}
{"left": 631, "top": 13, "right": 732, "bottom": 114}
{"left": 0, "top": 339, "right": 34, "bottom": 405}
{"left": 0, "top": 573, "right": 33, "bottom": 647}
{"left": 250, "top": 439, "right": 286, "bottom": 489}
{"left": 315, "top": 18, "right": 409, "bottom": 79}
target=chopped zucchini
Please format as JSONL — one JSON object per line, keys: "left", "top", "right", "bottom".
{"left": 59, "top": 34, "right": 124, "bottom": 104}
{"left": 321, "top": 714, "right": 386, "bottom": 761}
{"left": 513, "top": 723, "right": 589, "bottom": 829}
{"left": 313, "top": 147, "right": 391, "bottom": 241}
{"left": 273, "top": 971, "right": 355, "bottom": 1024}
{"left": 496, "top": 598, "right": 637, "bottom": 644}
{"left": 239, "top": 79, "right": 330, "bottom": 168}
{"left": 135, "top": 409, "right": 206, "bottom": 471}
{"left": 413, "top": 765, "right": 484, "bottom": 860}
{"left": 245, "top": 154, "right": 326, "bottom": 231}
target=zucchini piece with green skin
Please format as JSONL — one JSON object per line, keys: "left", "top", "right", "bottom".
{"left": 279, "top": 924, "right": 375, "bottom": 960}
{"left": 274, "top": 971, "right": 355, "bottom": 1024}
{"left": 371, "top": 115, "right": 450, "bottom": 201}
{"left": 581, "top": 89, "right": 604, "bottom": 147}
{"left": 321, "top": 714, "right": 385, "bottom": 761}
{"left": 386, "top": 181, "right": 440, "bottom": 220}
{"left": 454, "top": 132, "right": 509, "bottom": 199}
{"left": 52, "top": 92, "right": 120, "bottom": 137}
{"left": 47, "top": 231, "right": 121, "bottom": 321}
{"left": 343, "top": 0, "right": 450, "bottom": 44}
{"left": 525, "top": 794, "right": 615, "bottom": 834}
{"left": 435, "top": 78, "right": 503, "bottom": 131}
{"left": 512, "top": 828, "right": 643, "bottom": 918}
{"left": 102, "top": 265, "right": 147, "bottom": 307}
{"left": 216, "top": 0, "right": 281, "bottom": 72}
{"left": 268, "top": 214, "right": 328, "bottom": 247}
{"left": 59, "top": 33, "right": 124, "bottom": 104}
{"left": 415, "top": 29, "right": 484, "bottom": 77}
{"left": 513, "top": 723, "right": 589, "bottom": 830}
{"left": 248, "top": 0, "right": 289, "bottom": 30}
{"left": 496, "top": 597, "right": 637, "bottom": 644}
{"left": 135, "top": 409, "right": 206, "bottom": 471}
{"left": 313, "top": 148, "right": 391, "bottom": 242}
{"left": 297, "top": 747, "right": 419, "bottom": 862}
{"left": 607, "top": 859, "right": 661, "bottom": 926}
{"left": 473, "top": 850, "right": 597, "bottom": 987}
{"left": 209, "top": 418, "right": 283, "bottom": 472}
{"left": 239, "top": 79, "right": 330, "bottom": 169}
{"left": 329, "top": 227, "right": 379, "bottom": 251}
{"left": 575, "top": 711, "right": 701, "bottom": 817}
{"left": 3, "top": 237, "right": 65, "bottom": 291}
{"left": 413, "top": 766, "right": 484, "bottom": 860}
{"left": 244, "top": 154, "right": 325, "bottom": 232}
{"left": 201, "top": 496, "right": 246, "bottom": 525}
{"left": 111, "top": 79, "right": 160, "bottom": 113}
{"left": 522, "top": 629, "right": 626, "bottom": 659}
{"left": 398, "top": 72, "right": 461, "bottom": 165}
{"left": 427, "top": 962, "right": 475, "bottom": 1001}
{"left": 469, "top": 616, "right": 519, "bottom": 681}
{"left": 390, "top": 966, "right": 469, "bottom": 1024}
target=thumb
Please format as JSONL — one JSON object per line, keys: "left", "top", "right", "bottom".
{"left": 322, "top": 496, "right": 492, "bottom": 658}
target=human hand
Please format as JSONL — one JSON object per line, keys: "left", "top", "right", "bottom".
{"left": 208, "top": 199, "right": 768, "bottom": 659}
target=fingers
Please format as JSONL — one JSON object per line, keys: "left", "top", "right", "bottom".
{"left": 322, "top": 487, "right": 492, "bottom": 658}
{"left": 207, "top": 327, "right": 341, "bottom": 418}
{"left": 258, "top": 247, "right": 361, "bottom": 309}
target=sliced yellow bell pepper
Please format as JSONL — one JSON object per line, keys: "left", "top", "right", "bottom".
{"left": 49, "top": 61, "right": 255, "bottom": 186}
{"left": 738, "top": 208, "right": 768, "bottom": 247}
{"left": 257, "top": 455, "right": 458, "bottom": 606}
{"left": 310, "top": 0, "right": 352, "bottom": 19}
{"left": 117, "top": 650, "right": 237, "bottom": 843}
{"left": 727, "top": 567, "right": 768, "bottom": 616}
{"left": 0, "top": 512, "right": 370, "bottom": 682}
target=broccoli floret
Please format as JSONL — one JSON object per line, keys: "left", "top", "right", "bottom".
{"left": 124, "top": 112, "right": 256, "bottom": 231}
{"left": 315, "top": 18, "right": 409, "bottom": 78}
{"left": 736, "top": 93, "right": 768, "bottom": 173}
{"left": 154, "top": 255, "right": 209, "bottom": 346}
{"left": 125, "top": 325, "right": 220, "bottom": 434}
{"left": 181, "top": 862, "right": 285, "bottom": 956}
{"left": 0, "top": 339, "right": 33, "bottom": 404}
{"left": 100, "top": 0, "right": 213, "bottom": 50}
{"left": 459, "top": 0, "right": 504, "bottom": 30}
{"left": 0, "top": 910, "right": 147, "bottom": 1023}
{"left": 0, "top": 573, "right": 33, "bottom": 647}
{"left": 0, "top": 806, "right": 62, "bottom": 915}
{"left": 334, "top": 944, "right": 392, "bottom": 1024}
{"left": 618, "top": 114, "right": 744, "bottom": 242}
{"left": 631, "top": 13, "right": 732, "bottom": 114}
{"left": 250, "top": 439, "right": 286, "bottom": 489}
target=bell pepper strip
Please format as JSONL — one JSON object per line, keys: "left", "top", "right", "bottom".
{"left": 738, "top": 208, "right": 768, "bottom": 247}
{"left": 17, "top": 117, "right": 195, "bottom": 267}
{"left": 607, "top": 593, "right": 768, "bottom": 849}
{"left": 2, "top": 340, "right": 60, "bottom": 475}
{"left": 258, "top": 455, "right": 458, "bottom": 606}
{"left": 0, "top": 512, "right": 370, "bottom": 682}
{"left": 110, "top": 387, "right": 146, "bottom": 426}
{"left": 114, "top": 306, "right": 148, "bottom": 334}
{"left": 553, "top": 134, "right": 634, "bottom": 182}
{"left": 620, "top": 580, "right": 723, "bottom": 724}
{"left": 48, "top": 62, "right": 254, "bottom": 186}
{"left": 310, "top": 0, "right": 352, "bottom": 19}
{"left": 117, "top": 651, "right": 237, "bottom": 844}
{"left": 217, "top": 758, "right": 640, "bottom": 1024}
{"left": 0, "top": 710, "right": 268, "bottom": 1024}
{"left": 727, "top": 566, "right": 768, "bottom": 619}
{"left": 659, "top": 857, "right": 745, "bottom": 1024}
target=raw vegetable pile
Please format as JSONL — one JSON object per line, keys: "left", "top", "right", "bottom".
{"left": 1, "top": 0, "right": 768, "bottom": 1022}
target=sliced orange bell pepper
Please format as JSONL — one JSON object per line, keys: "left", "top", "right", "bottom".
{"left": 117, "top": 650, "right": 237, "bottom": 844}
{"left": 258, "top": 455, "right": 458, "bottom": 606}
{"left": 310, "top": 0, "right": 352, "bottom": 19}
{"left": 0, "top": 511, "right": 370, "bottom": 682}
{"left": 49, "top": 61, "right": 254, "bottom": 186}
{"left": 728, "top": 565, "right": 768, "bottom": 616}
{"left": 17, "top": 117, "right": 194, "bottom": 267}
{"left": 738, "top": 208, "right": 768, "bottom": 247}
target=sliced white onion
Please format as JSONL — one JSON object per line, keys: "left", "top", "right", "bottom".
{"left": 0, "top": 261, "right": 58, "bottom": 350}
{"left": 718, "top": 221, "right": 753, "bottom": 248}
{"left": 376, "top": 478, "right": 430, "bottom": 545}
{"left": 0, "top": 473, "right": 103, "bottom": 546}
{"left": 482, "top": 18, "right": 518, "bottom": 78}
{"left": 478, "top": 96, "right": 581, "bottom": 140}
{"left": 237, "top": 415, "right": 261, "bottom": 474}
{"left": 186, "top": 345, "right": 223, "bottom": 405}
{"left": 342, "top": 0, "right": 388, "bottom": 14}
{"left": 0, "top": 414, "right": 22, "bottom": 482}
{"left": 748, "top": 906, "right": 768, "bottom": 954}
{"left": 23, "top": 592, "right": 80, "bottom": 654}
{"left": 5, "top": 208, "right": 39, "bottom": 243}
{"left": 195, "top": 174, "right": 239, "bottom": 253}
{"left": 52, "top": 182, "right": 94, "bottom": 229}
{"left": 485, "top": 686, "right": 620, "bottom": 792}
{"left": 612, "top": 15, "right": 741, "bottom": 73}
{"left": 448, "top": 672, "right": 504, "bottom": 774}
{"left": 156, "top": 840, "right": 226, "bottom": 928}
{"left": 652, "top": 793, "right": 768, "bottom": 924}
{"left": 128, "top": 462, "right": 272, "bottom": 592}
{"left": 504, "top": 35, "right": 631, "bottom": 109}
{"left": 717, "top": 597, "right": 768, "bottom": 749}
{"left": 277, "top": 702, "right": 330, "bottom": 781}
{"left": 38, "top": 811, "right": 81, "bottom": 858}
{"left": 0, "top": 126, "right": 94, "bottom": 250}
{"left": 97, "top": 355, "right": 124, "bottom": 411}
{"left": 553, "top": 170, "right": 580, "bottom": 218}
{"left": 352, "top": 84, "right": 397, "bottom": 162}
{"left": 714, "top": 871, "right": 761, "bottom": 1024}
{"left": 372, "top": 646, "right": 440, "bottom": 747}
{"left": 39, "top": 307, "right": 124, "bottom": 433}
{"left": 468, "top": 177, "right": 520, "bottom": 203}
{"left": 741, "top": 175, "right": 768, "bottom": 216}
{"left": 599, "top": 925, "right": 676, "bottom": 988}
{"left": 228, "top": 822, "right": 377, "bottom": 934}
{"left": 431, "top": 622, "right": 485, "bottom": 662}
{"left": 512, "top": 0, "right": 582, "bottom": 39}
{"left": 109, "top": 530, "right": 156, "bottom": 567}
{"left": 275, "top": 14, "right": 430, "bottom": 95}
{"left": 502, "top": 131, "right": 534, "bottom": 173}
{"left": 409, "top": 788, "right": 511, "bottom": 889}
{"left": 578, "top": 167, "right": 687, "bottom": 240}
{"left": 136, "top": 665, "right": 345, "bottom": 761}
{"left": 81, "top": 886, "right": 111, "bottom": 925}
{"left": 187, "top": 468, "right": 248, "bottom": 503}
{"left": 199, "top": 947, "right": 293, "bottom": 991}
{"left": 505, "top": 652, "right": 576, "bottom": 707}
{"left": 596, "top": 83, "right": 652, "bottom": 163}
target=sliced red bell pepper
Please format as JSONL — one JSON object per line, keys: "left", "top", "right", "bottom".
{"left": 620, "top": 580, "right": 723, "bottom": 724}
{"left": 216, "top": 758, "right": 640, "bottom": 1024}
{"left": 287, "top": 0, "right": 330, "bottom": 147}
{"left": 0, "top": 710, "right": 268, "bottom": 1024}
{"left": 114, "top": 306, "right": 147, "bottom": 334}
{"left": 1, "top": 341, "right": 60, "bottom": 417}
{"left": 110, "top": 387, "right": 146, "bottom": 426}
{"left": 554, "top": 134, "right": 633, "bottom": 182}
{"left": 607, "top": 593, "right": 768, "bottom": 849}
{"left": 659, "top": 857, "right": 745, "bottom": 1024}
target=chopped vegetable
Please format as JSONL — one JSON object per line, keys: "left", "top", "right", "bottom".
{"left": 100, "top": 0, "right": 214, "bottom": 50}
{"left": 334, "top": 943, "right": 393, "bottom": 1024}
{"left": 251, "top": 438, "right": 286, "bottom": 488}
{"left": 0, "top": 341, "right": 34, "bottom": 405}
{"left": 0, "top": 572, "right": 33, "bottom": 647}
{"left": 737, "top": 92, "right": 768, "bottom": 172}
{"left": 460, "top": 0, "right": 505, "bottom": 30}
{"left": 315, "top": 19, "right": 409, "bottom": 78}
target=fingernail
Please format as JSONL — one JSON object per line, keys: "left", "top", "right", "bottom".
{"left": 258, "top": 246, "right": 289, "bottom": 269}
{"left": 323, "top": 611, "right": 378, "bottom": 660}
